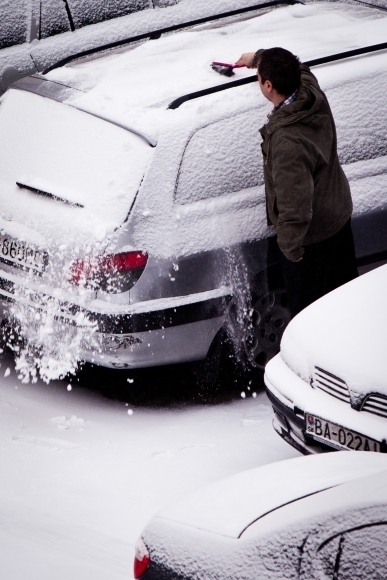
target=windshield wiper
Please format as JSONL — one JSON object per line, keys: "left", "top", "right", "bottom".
{"left": 16, "top": 182, "right": 84, "bottom": 208}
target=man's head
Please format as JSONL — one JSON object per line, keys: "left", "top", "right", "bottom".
{"left": 257, "top": 47, "right": 301, "bottom": 104}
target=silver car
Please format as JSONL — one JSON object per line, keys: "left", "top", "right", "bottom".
{"left": 0, "top": 1, "right": 386, "bottom": 381}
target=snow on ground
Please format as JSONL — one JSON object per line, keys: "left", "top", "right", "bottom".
{"left": 0, "top": 352, "right": 297, "bottom": 580}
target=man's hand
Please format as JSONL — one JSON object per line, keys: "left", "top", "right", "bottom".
{"left": 235, "top": 52, "right": 256, "bottom": 68}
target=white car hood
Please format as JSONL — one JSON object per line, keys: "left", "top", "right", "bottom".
{"left": 156, "top": 452, "right": 387, "bottom": 538}
{"left": 280, "top": 264, "right": 387, "bottom": 400}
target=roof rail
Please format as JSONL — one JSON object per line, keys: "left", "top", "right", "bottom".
{"left": 352, "top": 0, "right": 387, "bottom": 11}
{"left": 168, "top": 41, "right": 387, "bottom": 110}
{"left": 43, "top": 0, "right": 303, "bottom": 74}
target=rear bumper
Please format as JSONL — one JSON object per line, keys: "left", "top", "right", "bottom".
{"left": 0, "top": 274, "right": 231, "bottom": 369}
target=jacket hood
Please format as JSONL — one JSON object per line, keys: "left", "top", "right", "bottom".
{"left": 260, "top": 77, "right": 327, "bottom": 138}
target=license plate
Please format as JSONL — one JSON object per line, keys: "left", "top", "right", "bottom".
{"left": 0, "top": 234, "right": 48, "bottom": 274}
{"left": 306, "top": 414, "right": 380, "bottom": 452}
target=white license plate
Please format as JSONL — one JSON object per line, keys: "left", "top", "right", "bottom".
{"left": 0, "top": 235, "right": 47, "bottom": 273}
{"left": 306, "top": 414, "right": 380, "bottom": 452}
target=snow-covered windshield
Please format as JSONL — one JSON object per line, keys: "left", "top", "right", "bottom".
{"left": 0, "top": 89, "right": 153, "bottom": 246}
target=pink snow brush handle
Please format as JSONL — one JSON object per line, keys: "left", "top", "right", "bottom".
{"left": 211, "top": 61, "right": 246, "bottom": 69}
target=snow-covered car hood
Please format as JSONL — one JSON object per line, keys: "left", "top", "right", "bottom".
{"left": 281, "top": 264, "right": 387, "bottom": 400}
{"left": 155, "top": 452, "right": 387, "bottom": 538}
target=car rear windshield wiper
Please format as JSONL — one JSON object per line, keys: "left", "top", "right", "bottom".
{"left": 16, "top": 182, "right": 84, "bottom": 208}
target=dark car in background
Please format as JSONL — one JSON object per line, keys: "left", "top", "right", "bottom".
{"left": 0, "top": 0, "right": 180, "bottom": 93}
{"left": 0, "top": 0, "right": 171, "bottom": 50}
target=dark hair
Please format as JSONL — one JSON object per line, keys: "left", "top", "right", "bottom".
{"left": 258, "top": 47, "right": 301, "bottom": 96}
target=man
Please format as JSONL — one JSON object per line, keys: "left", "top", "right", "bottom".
{"left": 236, "top": 48, "right": 358, "bottom": 316}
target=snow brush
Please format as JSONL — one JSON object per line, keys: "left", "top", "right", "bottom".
{"left": 211, "top": 61, "right": 247, "bottom": 77}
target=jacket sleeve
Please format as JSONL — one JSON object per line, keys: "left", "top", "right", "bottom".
{"left": 270, "top": 131, "right": 316, "bottom": 261}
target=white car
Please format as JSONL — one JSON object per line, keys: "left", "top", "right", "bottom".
{"left": 265, "top": 264, "right": 387, "bottom": 455}
{"left": 0, "top": 1, "right": 387, "bottom": 383}
{"left": 134, "top": 452, "right": 387, "bottom": 580}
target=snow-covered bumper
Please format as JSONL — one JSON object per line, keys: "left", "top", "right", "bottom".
{"left": 0, "top": 274, "right": 230, "bottom": 369}
{"left": 265, "top": 354, "right": 387, "bottom": 455}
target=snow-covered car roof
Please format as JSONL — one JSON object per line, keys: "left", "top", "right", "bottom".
{"left": 155, "top": 452, "right": 387, "bottom": 538}
{"left": 0, "top": 0, "right": 265, "bottom": 93}
{"left": 40, "top": 2, "right": 387, "bottom": 141}
{"left": 280, "top": 264, "right": 387, "bottom": 403}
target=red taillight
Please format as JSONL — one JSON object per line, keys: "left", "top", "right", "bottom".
{"left": 69, "top": 251, "right": 148, "bottom": 293}
{"left": 134, "top": 537, "right": 150, "bottom": 579}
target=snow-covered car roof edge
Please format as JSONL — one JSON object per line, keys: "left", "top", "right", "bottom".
{"left": 168, "top": 40, "right": 387, "bottom": 109}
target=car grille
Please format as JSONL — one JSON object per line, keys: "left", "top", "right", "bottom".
{"left": 362, "top": 395, "right": 387, "bottom": 419}
{"left": 314, "top": 366, "right": 350, "bottom": 403}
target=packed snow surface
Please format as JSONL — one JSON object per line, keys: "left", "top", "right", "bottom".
{"left": 0, "top": 362, "right": 297, "bottom": 580}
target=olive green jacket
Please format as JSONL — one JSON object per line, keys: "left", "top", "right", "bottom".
{"left": 258, "top": 57, "right": 352, "bottom": 261}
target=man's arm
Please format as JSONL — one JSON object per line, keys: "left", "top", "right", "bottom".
{"left": 270, "top": 132, "right": 316, "bottom": 262}
{"left": 235, "top": 50, "right": 264, "bottom": 68}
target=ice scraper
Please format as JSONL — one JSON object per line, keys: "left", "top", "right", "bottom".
{"left": 211, "top": 61, "right": 247, "bottom": 77}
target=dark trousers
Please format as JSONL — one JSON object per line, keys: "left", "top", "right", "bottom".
{"left": 278, "top": 219, "right": 358, "bottom": 317}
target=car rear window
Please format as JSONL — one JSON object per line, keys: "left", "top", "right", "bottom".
{"left": 0, "top": 89, "right": 153, "bottom": 246}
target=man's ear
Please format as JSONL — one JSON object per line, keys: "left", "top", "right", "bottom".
{"left": 265, "top": 79, "right": 273, "bottom": 93}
